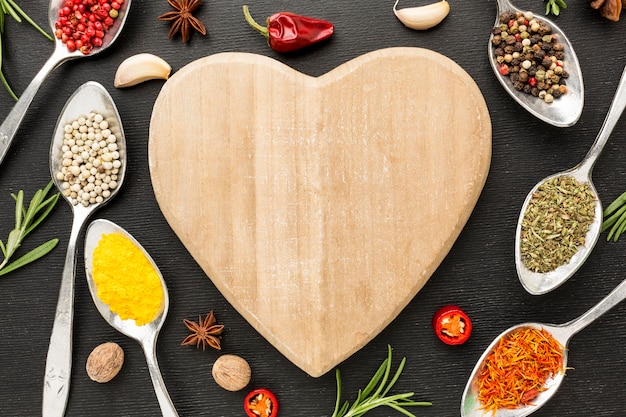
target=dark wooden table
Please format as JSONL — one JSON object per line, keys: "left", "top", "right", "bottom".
{"left": 0, "top": 0, "right": 625, "bottom": 416}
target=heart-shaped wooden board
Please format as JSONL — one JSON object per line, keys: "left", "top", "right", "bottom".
{"left": 149, "top": 47, "right": 491, "bottom": 377}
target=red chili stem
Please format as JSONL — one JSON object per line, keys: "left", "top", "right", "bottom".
{"left": 242, "top": 5, "right": 268, "bottom": 39}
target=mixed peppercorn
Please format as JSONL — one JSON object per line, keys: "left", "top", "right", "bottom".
{"left": 491, "top": 11, "right": 568, "bottom": 104}
{"left": 55, "top": 0, "right": 123, "bottom": 54}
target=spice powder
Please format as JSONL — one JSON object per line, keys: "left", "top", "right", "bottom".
{"left": 520, "top": 175, "right": 596, "bottom": 273}
{"left": 92, "top": 232, "right": 164, "bottom": 325}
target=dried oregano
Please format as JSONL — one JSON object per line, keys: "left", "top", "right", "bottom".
{"left": 520, "top": 176, "right": 596, "bottom": 273}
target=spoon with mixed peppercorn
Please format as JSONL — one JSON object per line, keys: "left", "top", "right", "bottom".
{"left": 0, "top": 0, "right": 132, "bottom": 168}
{"left": 461, "top": 274, "right": 626, "bottom": 417}
{"left": 490, "top": 0, "right": 583, "bottom": 127}
{"left": 515, "top": 64, "right": 626, "bottom": 295}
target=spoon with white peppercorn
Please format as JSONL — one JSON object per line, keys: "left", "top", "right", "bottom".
{"left": 43, "top": 81, "right": 126, "bottom": 417}
{"left": 515, "top": 64, "right": 626, "bottom": 295}
{"left": 490, "top": 0, "right": 583, "bottom": 127}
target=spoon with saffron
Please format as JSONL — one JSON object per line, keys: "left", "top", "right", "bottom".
{"left": 461, "top": 275, "right": 626, "bottom": 417}
{"left": 489, "top": 0, "right": 583, "bottom": 127}
{"left": 515, "top": 64, "right": 626, "bottom": 295}
{"left": 0, "top": 0, "right": 132, "bottom": 168}
{"left": 44, "top": 81, "right": 127, "bottom": 417}
{"left": 84, "top": 219, "right": 178, "bottom": 417}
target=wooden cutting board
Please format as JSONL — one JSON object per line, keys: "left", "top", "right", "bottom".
{"left": 148, "top": 47, "right": 491, "bottom": 377}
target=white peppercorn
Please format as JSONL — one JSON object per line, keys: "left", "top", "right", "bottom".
{"left": 55, "top": 112, "right": 122, "bottom": 207}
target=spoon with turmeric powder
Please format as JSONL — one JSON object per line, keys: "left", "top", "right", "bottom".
{"left": 461, "top": 275, "right": 626, "bottom": 417}
{"left": 84, "top": 219, "right": 178, "bottom": 417}
{"left": 43, "top": 81, "right": 127, "bottom": 417}
{"left": 489, "top": 0, "right": 583, "bottom": 127}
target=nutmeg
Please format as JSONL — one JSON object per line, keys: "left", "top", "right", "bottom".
{"left": 86, "top": 342, "right": 124, "bottom": 383}
{"left": 211, "top": 354, "right": 251, "bottom": 391}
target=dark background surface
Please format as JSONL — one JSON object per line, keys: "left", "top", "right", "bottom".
{"left": 0, "top": 0, "right": 625, "bottom": 416}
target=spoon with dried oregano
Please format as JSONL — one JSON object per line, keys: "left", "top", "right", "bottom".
{"left": 515, "top": 63, "right": 626, "bottom": 295}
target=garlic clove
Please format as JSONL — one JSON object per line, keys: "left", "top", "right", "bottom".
{"left": 114, "top": 53, "right": 172, "bottom": 88}
{"left": 393, "top": 0, "right": 451, "bottom": 30}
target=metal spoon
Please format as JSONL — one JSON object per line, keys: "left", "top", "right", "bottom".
{"left": 0, "top": 0, "right": 132, "bottom": 167}
{"left": 489, "top": 0, "right": 583, "bottom": 127}
{"left": 84, "top": 219, "right": 179, "bottom": 417}
{"left": 43, "top": 81, "right": 126, "bottom": 417}
{"left": 515, "top": 64, "right": 626, "bottom": 295}
{"left": 461, "top": 275, "right": 626, "bottom": 417}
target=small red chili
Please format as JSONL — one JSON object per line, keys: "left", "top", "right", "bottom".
{"left": 244, "top": 388, "right": 279, "bottom": 417}
{"left": 432, "top": 305, "right": 472, "bottom": 345}
{"left": 242, "top": 5, "right": 334, "bottom": 53}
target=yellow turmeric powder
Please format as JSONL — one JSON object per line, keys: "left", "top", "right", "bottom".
{"left": 92, "top": 232, "right": 164, "bottom": 326}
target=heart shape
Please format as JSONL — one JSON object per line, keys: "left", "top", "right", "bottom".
{"left": 149, "top": 48, "right": 491, "bottom": 377}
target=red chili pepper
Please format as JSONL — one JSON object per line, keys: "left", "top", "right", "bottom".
{"left": 244, "top": 388, "right": 279, "bottom": 417}
{"left": 432, "top": 305, "right": 472, "bottom": 345}
{"left": 242, "top": 5, "right": 334, "bottom": 53}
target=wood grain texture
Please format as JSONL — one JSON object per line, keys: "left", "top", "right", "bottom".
{"left": 148, "top": 48, "right": 491, "bottom": 377}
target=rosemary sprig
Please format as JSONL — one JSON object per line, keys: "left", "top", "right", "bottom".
{"left": 332, "top": 345, "right": 431, "bottom": 417}
{"left": 602, "top": 190, "right": 626, "bottom": 242}
{"left": 0, "top": 180, "right": 60, "bottom": 276}
{"left": 0, "top": 0, "right": 53, "bottom": 100}
{"left": 544, "top": 0, "right": 567, "bottom": 16}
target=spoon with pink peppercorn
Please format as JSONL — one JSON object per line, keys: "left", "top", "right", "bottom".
{"left": 0, "top": 0, "right": 132, "bottom": 168}
{"left": 490, "top": 0, "right": 583, "bottom": 127}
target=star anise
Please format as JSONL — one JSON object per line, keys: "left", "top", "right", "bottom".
{"left": 181, "top": 311, "right": 224, "bottom": 350}
{"left": 158, "top": 0, "right": 207, "bottom": 43}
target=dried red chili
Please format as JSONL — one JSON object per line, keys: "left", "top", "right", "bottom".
{"left": 244, "top": 388, "right": 278, "bottom": 417}
{"left": 432, "top": 305, "right": 472, "bottom": 345}
{"left": 242, "top": 5, "right": 334, "bottom": 53}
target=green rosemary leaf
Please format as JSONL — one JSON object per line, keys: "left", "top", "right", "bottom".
{"left": 331, "top": 345, "right": 431, "bottom": 417}
{"left": 24, "top": 193, "right": 59, "bottom": 237}
{"left": 0, "top": 238, "right": 58, "bottom": 276}
{"left": 0, "top": 0, "right": 54, "bottom": 99}
{"left": 0, "top": 0, "right": 20, "bottom": 23}
{"left": 5, "top": 0, "right": 53, "bottom": 41}
{"left": 602, "top": 204, "right": 626, "bottom": 232}
{"left": 0, "top": 181, "right": 59, "bottom": 275}
{"left": 604, "top": 190, "right": 626, "bottom": 215}
{"left": 0, "top": 71, "right": 17, "bottom": 100}
{"left": 13, "top": 189, "right": 23, "bottom": 229}
{"left": 603, "top": 190, "right": 626, "bottom": 241}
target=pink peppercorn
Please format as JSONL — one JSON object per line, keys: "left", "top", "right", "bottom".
{"left": 54, "top": 0, "right": 121, "bottom": 55}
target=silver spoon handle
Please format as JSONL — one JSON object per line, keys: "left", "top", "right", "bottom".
{"left": 579, "top": 65, "right": 626, "bottom": 175}
{"left": 0, "top": 47, "right": 69, "bottom": 168}
{"left": 495, "top": 0, "right": 516, "bottom": 16}
{"left": 142, "top": 336, "right": 179, "bottom": 417}
{"left": 42, "top": 208, "right": 89, "bottom": 417}
{"left": 564, "top": 277, "right": 626, "bottom": 336}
